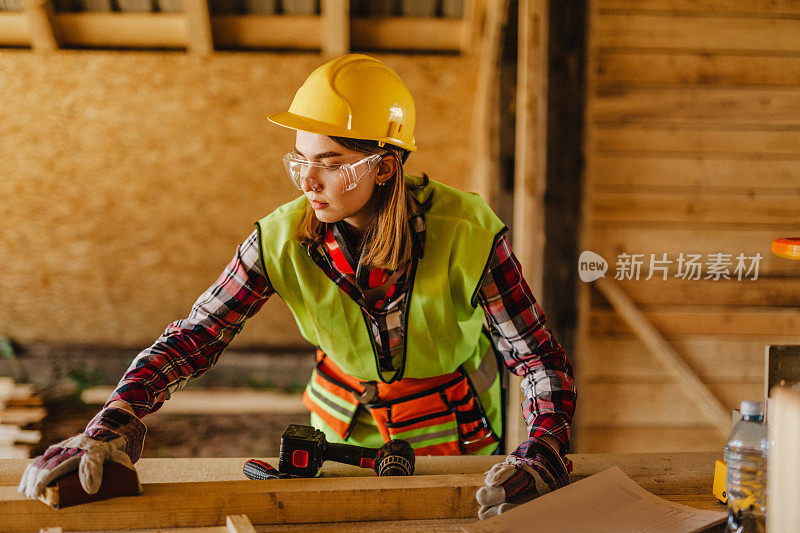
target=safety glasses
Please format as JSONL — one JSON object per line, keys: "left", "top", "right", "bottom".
{"left": 283, "top": 152, "right": 383, "bottom": 196}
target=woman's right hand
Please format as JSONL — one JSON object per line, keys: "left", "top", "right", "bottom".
{"left": 18, "top": 405, "right": 146, "bottom": 500}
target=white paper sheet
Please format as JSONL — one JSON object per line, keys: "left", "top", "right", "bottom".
{"left": 463, "top": 466, "right": 727, "bottom": 533}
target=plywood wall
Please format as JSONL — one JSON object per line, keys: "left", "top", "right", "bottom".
{"left": 0, "top": 51, "right": 478, "bottom": 348}
{"left": 577, "top": 0, "right": 800, "bottom": 453}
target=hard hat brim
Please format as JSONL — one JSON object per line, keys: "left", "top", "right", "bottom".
{"left": 267, "top": 111, "right": 417, "bottom": 152}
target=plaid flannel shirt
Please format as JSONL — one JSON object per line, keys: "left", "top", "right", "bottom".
{"left": 109, "top": 208, "right": 576, "bottom": 487}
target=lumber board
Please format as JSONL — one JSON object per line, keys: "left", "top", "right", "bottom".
{"left": 593, "top": 13, "right": 800, "bottom": 53}
{"left": 579, "top": 381, "right": 761, "bottom": 426}
{"left": 0, "top": 425, "right": 40, "bottom": 444}
{"left": 591, "top": 87, "right": 800, "bottom": 127}
{"left": 582, "top": 336, "right": 797, "bottom": 381}
{"left": 211, "top": 15, "right": 321, "bottom": 49}
{"left": 595, "top": 52, "right": 800, "bottom": 88}
{"left": 590, "top": 155, "right": 800, "bottom": 192}
{"left": 184, "top": 0, "right": 214, "bottom": 55}
{"left": 592, "top": 127, "right": 800, "bottom": 157}
{"left": 349, "top": 17, "right": 463, "bottom": 51}
{"left": 587, "top": 226, "right": 797, "bottom": 276}
{"left": 593, "top": 277, "right": 800, "bottom": 308}
{"left": 22, "top": 0, "right": 59, "bottom": 51}
{"left": 590, "top": 307, "right": 800, "bottom": 336}
{"left": 0, "top": 407, "right": 46, "bottom": 425}
{"left": 57, "top": 12, "right": 187, "bottom": 48}
{"left": 581, "top": 427, "right": 726, "bottom": 454}
{"left": 595, "top": 0, "right": 800, "bottom": 16}
{"left": 79, "top": 387, "right": 306, "bottom": 414}
{"left": 590, "top": 190, "right": 800, "bottom": 225}
{"left": 0, "top": 473, "right": 485, "bottom": 531}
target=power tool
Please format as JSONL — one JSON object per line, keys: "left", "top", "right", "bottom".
{"left": 243, "top": 424, "right": 415, "bottom": 479}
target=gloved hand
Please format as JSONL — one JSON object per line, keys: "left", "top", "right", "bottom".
{"left": 476, "top": 437, "right": 569, "bottom": 520}
{"left": 18, "top": 406, "right": 146, "bottom": 500}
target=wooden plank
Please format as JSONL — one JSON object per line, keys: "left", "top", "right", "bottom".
{"left": 22, "top": 0, "right": 60, "bottom": 50}
{"left": 606, "top": 278, "right": 800, "bottom": 308}
{"left": 582, "top": 427, "right": 726, "bottom": 454}
{"left": 0, "top": 407, "right": 46, "bottom": 425}
{"left": 0, "top": 425, "right": 40, "bottom": 444}
{"left": 0, "top": 12, "right": 29, "bottom": 46}
{"left": 594, "top": 278, "right": 730, "bottom": 436}
{"left": 57, "top": 12, "right": 187, "bottom": 48}
{"left": 595, "top": 52, "right": 800, "bottom": 88}
{"left": 595, "top": 0, "right": 800, "bottom": 16}
{"left": 591, "top": 87, "right": 800, "bottom": 126}
{"left": 350, "top": 17, "right": 463, "bottom": 51}
{"left": 579, "top": 381, "right": 761, "bottom": 426}
{"left": 590, "top": 190, "right": 800, "bottom": 225}
{"left": 594, "top": 14, "right": 800, "bottom": 53}
{"left": 592, "top": 127, "right": 800, "bottom": 157}
{"left": 583, "top": 336, "right": 786, "bottom": 381}
{"left": 321, "top": 0, "right": 349, "bottom": 58}
{"left": 0, "top": 445, "right": 30, "bottom": 459}
{"left": 212, "top": 15, "right": 320, "bottom": 49}
{"left": 184, "top": 0, "right": 214, "bottom": 55}
{"left": 590, "top": 156, "right": 800, "bottom": 192}
{"left": 80, "top": 387, "right": 306, "bottom": 414}
{"left": 0, "top": 474, "right": 485, "bottom": 532}
{"left": 591, "top": 307, "right": 800, "bottom": 336}
{"left": 587, "top": 226, "right": 794, "bottom": 276}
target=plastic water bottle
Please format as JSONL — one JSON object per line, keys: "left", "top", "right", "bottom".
{"left": 724, "top": 400, "right": 767, "bottom": 533}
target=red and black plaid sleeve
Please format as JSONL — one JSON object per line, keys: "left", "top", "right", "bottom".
{"left": 106, "top": 230, "right": 274, "bottom": 418}
{"left": 477, "top": 234, "right": 576, "bottom": 488}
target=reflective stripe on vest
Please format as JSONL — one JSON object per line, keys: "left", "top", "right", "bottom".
{"left": 304, "top": 351, "right": 499, "bottom": 455}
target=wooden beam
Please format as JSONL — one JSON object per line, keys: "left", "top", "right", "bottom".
{"left": 212, "top": 15, "right": 321, "bottom": 49}
{"left": 321, "top": 0, "right": 349, "bottom": 58}
{"left": 593, "top": 278, "right": 730, "bottom": 437}
{"left": 80, "top": 387, "right": 305, "bottom": 415}
{"left": 468, "top": 0, "right": 507, "bottom": 208}
{"left": 504, "top": 0, "right": 548, "bottom": 452}
{"left": 0, "top": 474, "right": 484, "bottom": 532}
{"left": 0, "top": 13, "right": 29, "bottom": 46}
{"left": 22, "top": 0, "right": 59, "bottom": 51}
{"left": 226, "top": 514, "right": 256, "bottom": 533}
{"left": 350, "top": 17, "right": 462, "bottom": 51}
{"left": 184, "top": 0, "right": 214, "bottom": 55}
{"left": 57, "top": 13, "right": 187, "bottom": 48}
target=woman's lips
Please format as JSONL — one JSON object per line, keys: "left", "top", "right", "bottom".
{"left": 310, "top": 199, "right": 329, "bottom": 209}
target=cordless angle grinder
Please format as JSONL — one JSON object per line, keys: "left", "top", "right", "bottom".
{"left": 243, "top": 424, "right": 415, "bottom": 480}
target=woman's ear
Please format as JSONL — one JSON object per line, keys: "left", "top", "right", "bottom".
{"left": 376, "top": 155, "right": 398, "bottom": 184}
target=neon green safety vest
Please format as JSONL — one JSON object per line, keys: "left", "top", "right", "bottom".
{"left": 256, "top": 176, "right": 506, "bottom": 450}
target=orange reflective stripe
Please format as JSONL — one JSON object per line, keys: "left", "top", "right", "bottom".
{"left": 308, "top": 353, "right": 499, "bottom": 455}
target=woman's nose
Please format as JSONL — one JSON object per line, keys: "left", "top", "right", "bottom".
{"left": 300, "top": 175, "right": 322, "bottom": 193}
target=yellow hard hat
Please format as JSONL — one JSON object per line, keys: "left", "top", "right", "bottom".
{"left": 268, "top": 54, "right": 417, "bottom": 152}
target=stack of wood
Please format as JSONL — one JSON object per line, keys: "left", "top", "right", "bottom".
{"left": 0, "top": 377, "right": 44, "bottom": 459}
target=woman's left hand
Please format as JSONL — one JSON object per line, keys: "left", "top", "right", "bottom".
{"left": 475, "top": 437, "right": 570, "bottom": 519}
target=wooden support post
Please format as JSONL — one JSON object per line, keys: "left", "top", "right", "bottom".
{"left": 504, "top": 0, "right": 549, "bottom": 451}
{"left": 321, "top": 0, "right": 349, "bottom": 58}
{"left": 459, "top": 0, "right": 482, "bottom": 54}
{"left": 22, "top": 0, "right": 59, "bottom": 51}
{"left": 468, "top": 0, "right": 507, "bottom": 208}
{"left": 594, "top": 278, "right": 730, "bottom": 438}
{"left": 184, "top": 0, "right": 214, "bottom": 55}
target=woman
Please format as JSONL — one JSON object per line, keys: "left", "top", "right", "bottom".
{"left": 19, "top": 54, "right": 575, "bottom": 519}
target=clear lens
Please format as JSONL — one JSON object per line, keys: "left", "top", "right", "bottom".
{"left": 283, "top": 153, "right": 382, "bottom": 196}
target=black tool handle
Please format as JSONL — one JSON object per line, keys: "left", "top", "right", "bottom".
{"left": 324, "top": 442, "right": 379, "bottom": 468}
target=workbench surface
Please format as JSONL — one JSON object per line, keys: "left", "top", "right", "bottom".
{"left": 2, "top": 452, "right": 725, "bottom": 532}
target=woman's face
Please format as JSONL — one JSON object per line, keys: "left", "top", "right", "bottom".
{"left": 293, "top": 131, "right": 387, "bottom": 230}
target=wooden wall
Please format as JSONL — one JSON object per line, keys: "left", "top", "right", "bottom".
{"left": 576, "top": 0, "right": 800, "bottom": 453}
{"left": 0, "top": 51, "right": 478, "bottom": 349}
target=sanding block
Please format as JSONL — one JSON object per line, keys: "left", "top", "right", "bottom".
{"left": 39, "top": 461, "right": 142, "bottom": 509}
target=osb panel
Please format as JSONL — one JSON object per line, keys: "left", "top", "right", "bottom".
{"left": 0, "top": 51, "right": 478, "bottom": 347}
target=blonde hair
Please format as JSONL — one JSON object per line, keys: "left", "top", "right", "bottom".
{"left": 295, "top": 137, "right": 418, "bottom": 272}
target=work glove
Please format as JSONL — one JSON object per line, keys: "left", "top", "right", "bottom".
{"left": 18, "top": 406, "right": 146, "bottom": 500}
{"left": 476, "top": 437, "right": 570, "bottom": 520}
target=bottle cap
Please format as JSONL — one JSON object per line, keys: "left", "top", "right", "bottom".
{"left": 740, "top": 400, "right": 765, "bottom": 417}
{"left": 772, "top": 237, "right": 800, "bottom": 260}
